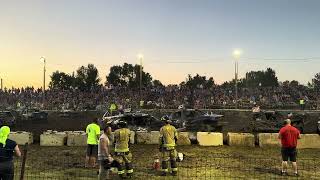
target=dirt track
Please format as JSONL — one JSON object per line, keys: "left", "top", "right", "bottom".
{"left": 13, "top": 109, "right": 319, "bottom": 142}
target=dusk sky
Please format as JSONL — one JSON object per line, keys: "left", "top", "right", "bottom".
{"left": 1, "top": 0, "right": 320, "bottom": 88}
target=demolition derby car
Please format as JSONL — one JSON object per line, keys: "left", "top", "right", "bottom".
{"left": 102, "top": 108, "right": 225, "bottom": 132}
{"left": 0, "top": 111, "right": 16, "bottom": 127}
{"left": 250, "top": 110, "right": 305, "bottom": 133}
{"left": 166, "top": 109, "right": 226, "bottom": 132}
{"left": 21, "top": 108, "right": 48, "bottom": 122}
{"left": 102, "top": 111, "right": 163, "bottom": 131}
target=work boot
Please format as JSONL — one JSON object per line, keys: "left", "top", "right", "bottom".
{"left": 172, "top": 171, "right": 177, "bottom": 176}
{"left": 161, "top": 172, "right": 167, "bottom": 176}
{"left": 127, "top": 173, "right": 133, "bottom": 179}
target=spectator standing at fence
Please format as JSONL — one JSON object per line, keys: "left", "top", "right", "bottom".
{"left": 85, "top": 118, "right": 100, "bottom": 168}
{"left": 278, "top": 119, "right": 301, "bottom": 176}
{"left": 113, "top": 121, "right": 133, "bottom": 179}
{"left": 299, "top": 98, "right": 305, "bottom": 110}
{"left": 159, "top": 116, "right": 178, "bottom": 176}
{"left": 0, "top": 126, "right": 21, "bottom": 180}
{"left": 98, "top": 126, "right": 113, "bottom": 180}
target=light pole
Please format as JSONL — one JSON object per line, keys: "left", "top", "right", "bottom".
{"left": 0, "top": 78, "right": 3, "bottom": 91}
{"left": 137, "top": 54, "right": 144, "bottom": 103}
{"left": 232, "top": 49, "right": 242, "bottom": 109}
{"left": 40, "top": 57, "right": 46, "bottom": 105}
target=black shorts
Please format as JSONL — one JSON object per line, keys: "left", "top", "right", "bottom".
{"left": 281, "top": 147, "right": 297, "bottom": 162}
{"left": 86, "top": 145, "right": 98, "bottom": 157}
{"left": 0, "top": 161, "right": 14, "bottom": 180}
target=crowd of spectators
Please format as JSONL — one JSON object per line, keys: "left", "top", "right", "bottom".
{"left": 0, "top": 85, "right": 319, "bottom": 111}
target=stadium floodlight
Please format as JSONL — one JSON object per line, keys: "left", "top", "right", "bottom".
{"left": 137, "top": 53, "right": 144, "bottom": 60}
{"left": 40, "top": 56, "right": 46, "bottom": 104}
{"left": 232, "top": 49, "right": 242, "bottom": 60}
{"left": 232, "top": 49, "right": 242, "bottom": 109}
{"left": 137, "top": 53, "right": 144, "bottom": 105}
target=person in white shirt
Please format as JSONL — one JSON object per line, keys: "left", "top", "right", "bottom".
{"left": 98, "top": 126, "right": 113, "bottom": 180}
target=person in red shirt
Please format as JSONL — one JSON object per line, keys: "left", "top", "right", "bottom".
{"left": 278, "top": 119, "right": 301, "bottom": 176}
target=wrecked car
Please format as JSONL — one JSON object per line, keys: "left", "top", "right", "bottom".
{"left": 249, "top": 111, "right": 305, "bottom": 133}
{"left": 102, "top": 111, "right": 163, "bottom": 131}
{"left": 0, "top": 111, "right": 16, "bottom": 127}
{"left": 167, "top": 109, "right": 226, "bottom": 132}
{"left": 21, "top": 108, "right": 48, "bottom": 122}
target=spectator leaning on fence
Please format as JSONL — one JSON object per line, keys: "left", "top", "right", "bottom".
{"left": 278, "top": 119, "right": 301, "bottom": 176}
{"left": 98, "top": 126, "right": 113, "bottom": 180}
{"left": 85, "top": 118, "right": 101, "bottom": 168}
{"left": 0, "top": 126, "right": 21, "bottom": 180}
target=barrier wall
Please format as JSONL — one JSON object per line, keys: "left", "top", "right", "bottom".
{"left": 197, "top": 132, "right": 223, "bottom": 146}
{"left": 136, "top": 131, "right": 160, "bottom": 144}
{"left": 67, "top": 131, "right": 87, "bottom": 146}
{"left": 177, "top": 132, "right": 191, "bottom": 145}
{"left": 258, "top": 133, "right": 280, "bottom": 147}
{"left": 227, "top": 133, "right": 255, "bottom": 147}
{"left": 9, "top": 131, "right": 33, "bottom": 145}
{"left": 298, "top": 134, "right": 320, "bottom": 149}
{"left": 40, "top": 131, "right": 67, "bottom": 146}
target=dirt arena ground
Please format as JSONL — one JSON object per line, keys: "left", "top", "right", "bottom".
{"left": 16, "top": 145, "right": 320, "bottom": 180}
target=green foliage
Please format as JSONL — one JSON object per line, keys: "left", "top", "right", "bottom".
{"left": 243, "top": 68, "right": 278, "bottom": 88}
{"left": 181, "top": 74, "right": 215, "bottom": 89}
{"left": 106, "top": 63, "right": 153, "bottom": 88}
{"left": 76, "top": 64, "right": 101, "bottom": 91}
{"left": 49, "top": 64, "right": 100, "bottom": 91}
{"left": 311, "top": 73, "right": 320, "bottom": 91}
{"left": 49, "top": 71, "right": 75, "bottom": 90}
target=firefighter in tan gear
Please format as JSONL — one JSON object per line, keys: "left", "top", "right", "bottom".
{"left": 113, "top": 121, "right": 133, "bottom": 179}
{"left": 159, "top": 115, "right": 178, "bottom": 176}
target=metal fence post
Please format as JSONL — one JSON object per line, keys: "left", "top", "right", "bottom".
{"left": 19, "top": 143, "right": 28, "bottom": 180}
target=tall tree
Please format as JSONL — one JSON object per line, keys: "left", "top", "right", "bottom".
{"left": 311, "top": 72, "right": 320, "bottom": 92}
{"left": 76, "top": 64, "right": 101, "bottom": 91}
{"left": 106, "top": 63, "right": 153, "bottom": 88}
{"left": 49, "top": 71, "right": 75, "bottom": 90}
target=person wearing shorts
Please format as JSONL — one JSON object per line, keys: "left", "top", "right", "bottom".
{"left": 85, "top": 118, "right": 100, "bottom": 168}
{"left": 98, "top": 126, "right": 113, "bottom": 180}
{"left": 0, "top": 126, "right": 21, "bottom": 180}
{"left": 278, "top": 119, "right": 301, "bottom": 176}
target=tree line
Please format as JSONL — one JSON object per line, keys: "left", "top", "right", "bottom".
{"left": 49, "top": 63, "right": 320, "bottom": 92}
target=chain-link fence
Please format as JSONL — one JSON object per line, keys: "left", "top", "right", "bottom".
{"left": 2, "top": 146, "right": 319, "bottom": 180}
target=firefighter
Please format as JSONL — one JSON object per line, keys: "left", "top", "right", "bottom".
{"left": 113, "top": 120, "right": 133, "bottom": 179}
{"left": 159, "top": 115, "right": 178, "bottom": 176}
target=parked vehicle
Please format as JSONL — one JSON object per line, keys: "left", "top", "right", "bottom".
{"left": 102, "top": 111, "right": 163, "bottom": 131}
{"left": 21, "top": 108, "right": 48, "bottom": 122}
{"left": 0, "top": 111, "right": 16, "bottom": 127}
{"left": 249, "top": 111, "right": 305, "bottom": 133}
{"left": 167, "top": 109, "right": 226, "bottom": 132}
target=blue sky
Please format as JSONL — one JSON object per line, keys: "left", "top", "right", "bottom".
{"left": 0, "top": 0, "right": 319, "bottom": 87}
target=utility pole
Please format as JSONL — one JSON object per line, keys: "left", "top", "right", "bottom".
{"left": 232, "top": 49, "right": 242, "bottom": 109}
{"left": 41, "top": 57, "right": 46, "bottom": 105}
{"left": 1, "top": 78, "right": 3, "bottom": 91}
{"left": 137, "top": 54, "right": 144, "bottom": 107}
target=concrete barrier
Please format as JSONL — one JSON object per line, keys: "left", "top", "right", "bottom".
{"left": 258, "top": 133, "right": 280, "bottom": 147}
{"left": 67, "top": 131, "right": 87, "bottom": 146}
{"left": 40, "top": 131, "right": 67, "bottom": 146}
{"left": 227, "top": 133, "right": 255, "bottom": 147}
{"left": 9, "top": 131, "right": 33, "bottom": 145}
{"left": 177, "top": 132, "right": 191, "bottom": 145}
{"left": 298, "top": 134, "right": 320, "bottom": 149}
{"left": 136, "top": 131, "right": 160, "bottom": 144}
{"left": 197, "top": 132, "right": 223, "bottom": 146}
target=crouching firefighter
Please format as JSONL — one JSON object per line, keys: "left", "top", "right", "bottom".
{"left": 159, "top": 116, "right": 178, "bottom": 176}
{"left": 113, "top": 121, "right": 133, "bottom": 179}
